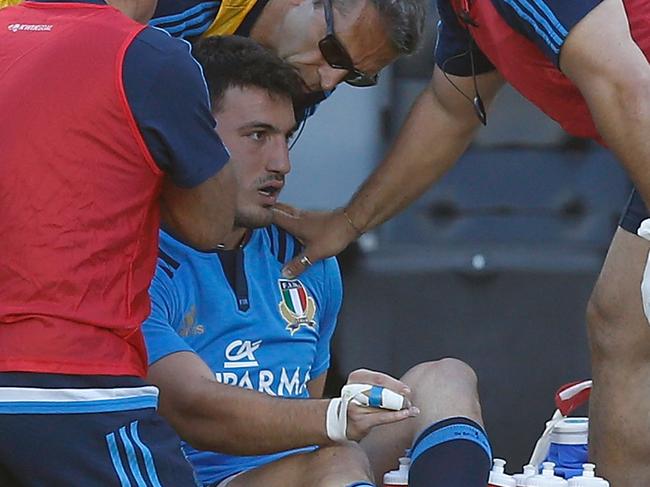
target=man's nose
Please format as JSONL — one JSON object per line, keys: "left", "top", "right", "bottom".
{"left": 268, "top": 138, "right": 291, "bottom": 175}
{"left": 318, "top": 64, "right": 348, "bottom": 91}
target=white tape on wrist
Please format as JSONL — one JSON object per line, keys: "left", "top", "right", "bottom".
{"left": 326, "top": 397, "right": 348, "bottom": 442}
{"left": 641, "top": 252, "right": 650, "bottom": 326}
{"left": 638, "top": 219, "right": 650, "bottom": 326}
{"left": 638, "top": 219, "right": 650, "bottom": 241}
{"left": 325, "top": 384, "right": 406, "bottom": 442}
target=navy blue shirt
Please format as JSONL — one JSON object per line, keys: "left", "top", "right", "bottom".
{"left": 435, "top": 0, "right": 603, "bottom": 76}
{"left": 123, "top": 27, "right": 229, "bottom": 187}
{"left": 34, "top": 0, "right": 229, "bottom": 188}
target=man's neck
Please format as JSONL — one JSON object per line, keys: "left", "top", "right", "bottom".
{"left": 218, "top": 227, "right": 250, "bottom": 250}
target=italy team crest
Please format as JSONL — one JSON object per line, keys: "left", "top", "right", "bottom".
{"left": 278, "top": 279, "right": 316, "bottom": 335}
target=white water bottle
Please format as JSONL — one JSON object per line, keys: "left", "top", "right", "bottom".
{"left": 567, "top": 464, "right": 609, "bottom": 487}
{"left": 383, "top": 456, "right": 410, "bottom": 486}
{"left": 527, "top": 462, "right": 568, "bottom": 486}
{"left": 513, "top": 465, "right": 537, "bottom": 486}
{"left": 488, "top": 459, "right": 516, "bottom": 487}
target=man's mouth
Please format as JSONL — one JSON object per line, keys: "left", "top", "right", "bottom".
{"left": 257, "top": 181, "right": 284, "bottom": 199}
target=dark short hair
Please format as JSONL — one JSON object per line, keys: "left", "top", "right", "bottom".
{"left": 192, "top": 35, "right": 304, "bottom": 113}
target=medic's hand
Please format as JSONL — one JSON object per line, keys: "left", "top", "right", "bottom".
{"left": 272, "top": 203, "right": 360, "bottom": 278}
{"left": 326, "top": 369, "right": 420, "bottom": 443}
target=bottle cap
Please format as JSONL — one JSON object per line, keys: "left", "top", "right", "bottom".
{"left": 383, "top": 457, "right": 410, "bottom": 486}
{"left": 567, "top": 464, "right": 609, "bottom": 487}
{"left": 488, "top": 458, "right": 516, "bottom": 487}
{"left": 550, "top": 418, "right": 588, "bottom": 445}
{"left": 527, "top": 462, "right": 568, "bottom": 486}
{"left": 513, "top": 464, "right": 537, "bottom": 486}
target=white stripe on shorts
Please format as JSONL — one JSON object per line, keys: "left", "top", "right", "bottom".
{"left": 0, "top": 385, "right": 159, "bottom": 402}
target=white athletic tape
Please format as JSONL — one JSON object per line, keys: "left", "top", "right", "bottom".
{"left": 325, "top": 384, "right": 406, "bottom": 442}
{"left": 641, "top": 253, "right": 650, "bottom": 326}
{"left": 326, "top": 397, "right": 347, "bottom": 442}
{"left": 637, "top": 219, "right": 650, "bottom": 326}
{"left": 349, "top": 385, "right": 405, "bottom": 411}
{"left": 638, "top": 219, "right": 650, "bottom": 241}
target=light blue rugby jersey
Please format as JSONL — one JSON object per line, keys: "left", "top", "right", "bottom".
{"left": 143, "top": 227, "right": 342, "bottom": 486}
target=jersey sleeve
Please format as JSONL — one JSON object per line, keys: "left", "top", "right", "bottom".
{"left": 142, "top": 262, "right": 195, "bottom": 365}
{"left": 310, "top": 257, "right": 343, "bottom": 379}
{"left": 491, "top": 0, "right": 604, "bottom": 66}
{"left": 434, "top": 0, "right": 495, "bottom": 76}
{"left": 123, "top": 27, "right": 230, "bottom": 188}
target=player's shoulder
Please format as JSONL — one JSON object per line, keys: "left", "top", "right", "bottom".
{"left": 152, "top": 0, "right": 218, "bottom": 23}
{"left": 154, "top": 229, "right": 201, "bottom": 282}
{"left": 259, "top": 225, "right": 339, "bottom": 275}
{"left": 436, "top": 0, "right": 461, "bottom": 25}
{"left": 127, "top": 26, "right": 210, "bottom": 99}
{"left": 258, "top": 224, "right": 303, "bottom": 267}
{"left": 130, "top": 25, "right": 197, "bottom": 65}
{"left": 150, "top": 0, "right": 221, "bottom": 39}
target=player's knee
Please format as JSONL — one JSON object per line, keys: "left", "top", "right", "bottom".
{"left": 403, "top": 358, "right": 478, "bottom": 392}
{"left": 402, "top": 359, "right": 483, "bottom": 426}
{"left": 586, "top": 284, "right": 614, "bottom": 357}
{"left": 587, "top": 280, "right": 649, "bottom": 360}
{"left": 306, "top": 443, "right": 372, "bottom": 486}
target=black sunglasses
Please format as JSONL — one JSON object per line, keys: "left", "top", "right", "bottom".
{"left": 317, "top": 0, "right": 378, "bottom": 87}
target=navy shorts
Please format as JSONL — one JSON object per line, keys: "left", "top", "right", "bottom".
{"left": 619, "top": 189, "right": 648, "bottom": 234}
{"left": 0, "top": 372, "right": 199, "bottom": 487}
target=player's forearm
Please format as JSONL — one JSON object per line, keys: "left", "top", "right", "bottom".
{"left": 162, "top": 382, "right": 333, "bottom": 455}
{"left": 344, "top": 84, "right": 478, "bottom": 233}
{"left": 160, "top": 164, "right": 237, "bottom": 250}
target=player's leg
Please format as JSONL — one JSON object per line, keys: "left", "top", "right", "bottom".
{"left": 359, "top": 358, "right": 490, "bottom": 486}
{"left": 223, "top": 443, "right": 375, "bottom": 487}
{"left": 587, "top": 191, "right": 650, "bottom": 486}
{"left": 0, "top": 372, "right": 198, "bottom": 487}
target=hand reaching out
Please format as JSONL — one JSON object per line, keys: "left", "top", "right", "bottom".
{"left": 272, "top": 203, "right": 362, "bottom": 278}
{"left": 328, "top": 368, "right": 420, "bottom": 443}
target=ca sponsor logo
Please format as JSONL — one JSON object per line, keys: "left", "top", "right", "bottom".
{"left": 224, "top": 339, "right": 261, "bottom": 369}
{"left": 7, "top": 23, "right": 53, "bottom": 32}
{"left": 278, "top": 279, "right": 316, "bottom": 335}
